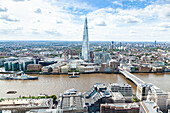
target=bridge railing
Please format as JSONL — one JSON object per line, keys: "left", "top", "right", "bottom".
{"left": 119, "top": 68, "right": 145, "bottom": 85}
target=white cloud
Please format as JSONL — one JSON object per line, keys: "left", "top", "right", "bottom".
{"left": 34, "top": 8, "right": 42, "bottom": 14}
{"left": 112, "top": 1, "right": 122, "bottom": 6}
{"left": 124, "top": 16, "right": 142, "bottom": 24}
{"left": 85, "top": 3, "right": 170, "bottom": 41}
{"left": 0, "top": 7, "right": 8, "bottom": 12}
{"left": 0, "top": 0, "right": 169, "bottom": 41}
{"left": 92, "top": 19, "right": 107, "bottom": 26}
{"left": 144, "top": 4, "right": 170, "bottom": 19}
{"left": 45, "top": 29, "right": 61, "bottom": 36}
{"left": 0, "top": 14, "right": 20, "bottom": 22}
{"left": 13, "top": 0, "right": 25, "bottom": 2}
{"left": 49, "top": 0, "right": 95, "bottom": 11}
{"left": 158, "top": 22, "right": 170, "bottom": 28}
{"left": 0, "top": 27, "right": 22, "bottom": 35}
{"left": 0, "top": 0, "right": 83, "bottom": 40}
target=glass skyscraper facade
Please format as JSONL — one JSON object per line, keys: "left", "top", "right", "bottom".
{"left": 82, "top": 17, "right": 89, "bottom": 61}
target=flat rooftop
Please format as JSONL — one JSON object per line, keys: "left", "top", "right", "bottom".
{"left": 141, "top": 101, "right": 161, "bottom": 113}
{"left": 101, "top": 103, "right": 139, "bottom": 109}
{"left": 61, "top": 96, "right": 83, "bottom": 109}
{"left": 0, "top": 99, "right": 53, "bottom": 110}
{"left": 111, "top": 92, "right": 125, "bottom": 100}
{"left": 58, "top": 94, "right": 87, "bottom": 112}
{"left": 109, "top": 83, "right": 132, "bottom": 88}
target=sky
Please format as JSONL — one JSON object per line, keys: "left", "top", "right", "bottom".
{"left": 0, "top": 0, "right": 170, "bottom": 41}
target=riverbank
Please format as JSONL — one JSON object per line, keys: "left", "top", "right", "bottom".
{"left": 0, "top": 70, "right": 169, "bottom": 75}
{"left": 38, "top": 71, "right": 170, "bottom": 75}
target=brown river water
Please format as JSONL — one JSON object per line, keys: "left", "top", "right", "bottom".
{"left": 0, "top": 73, "right": 169, "bottom": 98}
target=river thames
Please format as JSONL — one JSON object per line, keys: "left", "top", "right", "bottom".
{"left": 0, "top": 73, "right": 169, "bottom": 98}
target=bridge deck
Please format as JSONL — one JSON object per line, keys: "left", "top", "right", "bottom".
{"left": 119, "top": 68, "right": 145, "bottom": 86}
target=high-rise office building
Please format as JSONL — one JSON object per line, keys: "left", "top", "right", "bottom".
{"left": 119, "top": 42, "right": 122, "bottom": 49}
{"left": 110, "top": 41, "right": 114, "bottom": 50}
{"left": 82, "top": 17, "right": 89, "bottom": 61}
{"left": 155, "top": 40, "right": 157, "bottom": 47}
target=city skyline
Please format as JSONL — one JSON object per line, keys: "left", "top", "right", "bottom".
{"left": 0, "top": 0, "right": 170, "bottom": 41}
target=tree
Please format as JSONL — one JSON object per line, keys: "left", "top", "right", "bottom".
{"left": 51, "top": 95, "right": 57, "bottom": 103}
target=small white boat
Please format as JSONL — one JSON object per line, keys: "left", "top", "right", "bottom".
{"left": 68, "top": 72, "right": 80, "bottom": 75}
{"left": 69, "top": 72, "right": 79, "bottom": 78}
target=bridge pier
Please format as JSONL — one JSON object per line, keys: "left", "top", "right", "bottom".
{"left": 119, "top": 68, "right": 151, "bottom": 100}
{"left": 119, "top": 68, "right": 168, "bottom": 112}
{"left": 136, "top": 84, "right": 152, "bottom": 100}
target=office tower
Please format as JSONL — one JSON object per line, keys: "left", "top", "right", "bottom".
{"left": 111, "top": 41, "right": 114, "bottom": 50}
{"left": 119, "top": 42, "right": 122, "bottom": 50}
{"left": 93, "top": 50, "right": 111, "bottom": 64}
{"left": 155, "top": 40, "right": 156, "bottom": 47}
{"left": 82, "top": 17, "right": 89, "bottom": 61}
{"left": 143, "top": 43, "right": 145, "bottom": 48}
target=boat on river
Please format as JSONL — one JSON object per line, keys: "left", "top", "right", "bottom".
{"left": 68, "top": 72, "right": 80, "bottom": 75}
{"left": 0, "top": 73, "right": 38, "bottom": 80}
{"left": 6, "top": 91, "right": 17, "bottom": 94}
{"left": 69, "top": 72, "right": 79, "bottom": 78}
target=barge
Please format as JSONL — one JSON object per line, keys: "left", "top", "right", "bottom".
{"left": 0, "top": 73, "right": 38, "bottom": 80}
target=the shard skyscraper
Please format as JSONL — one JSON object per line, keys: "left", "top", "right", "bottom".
{"left": 82, "top": 17, "right": 89, "bottom": 61}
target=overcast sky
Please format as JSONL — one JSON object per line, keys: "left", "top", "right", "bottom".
{"left": 0, "top": 0, "right": 170, "bottom": 41}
